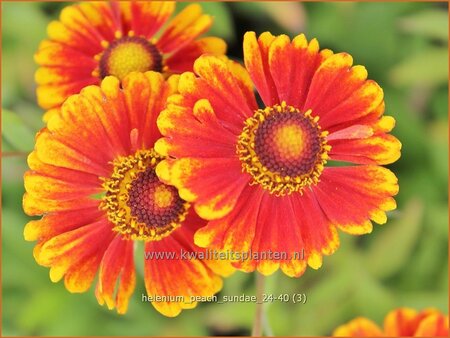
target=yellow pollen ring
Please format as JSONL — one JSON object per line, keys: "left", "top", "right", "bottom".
{"left": 100, "top": 149, "right": 189, "bottom": 241}
{"left": 236, "top": 102, "right": 331, "bottom": 196}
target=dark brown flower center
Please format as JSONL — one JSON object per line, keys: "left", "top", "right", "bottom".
{"left": 255, "top": 112, "right": 323, "bottom": 177}
{"left": 128, "top": 167, "right": 186, "bottom": 228}
{"left": 237, "top": 102, "right": 330, "bottom": 196}
{"left": 100, "top": 150, "right": 189, "bottom": 241}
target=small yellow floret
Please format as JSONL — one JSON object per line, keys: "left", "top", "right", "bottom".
{"left": 153, "top": 185, "right": 174, "bottom": 208}
{"left": 107, "top": 42, "right": 154, "bottom": 81}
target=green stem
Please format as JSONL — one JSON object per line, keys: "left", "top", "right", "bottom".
{"left": 262, "top": 307, "right": 274, "bottom": 337}
{"left": 252, "top": 272, "right": 265, "bottom": 336}
{"left": 1, "top": 151, "right": 28, "bottom": 157}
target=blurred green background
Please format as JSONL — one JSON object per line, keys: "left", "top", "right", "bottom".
{"left": 2, "top": 1, "right": 448, "bottom": 336}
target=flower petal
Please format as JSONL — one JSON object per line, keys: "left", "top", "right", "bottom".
{"left": 47, "top": 7, "right": 103, "bottom": 54}
{"left": 156, "top": 4, "right": 212, "bottom": 53}
{"left": 165, "top": 63, "right": 255, "bottom": 134}
{"left": 126, "top": 71, "right": 179, "bottom": 150}
{"left": 95, "top": 236, "right": 136, "bottom": 314}
{"left": 313, "top": 165, "right": 399, "bottom": 234}
{"left": 77, "top": 2, "right": 118, "bottom": 41}
{"left": 34, "top": 39, "right": 97, "bottom": 68}
{"left": 414, "top": 313, "right": 449, "bottom": 337}
{"left": 40, "top": 108, "right": 111, "bottom": 176}
{"left": 24, "top": 207, "right": 103, "bottom": 242}
{"left": 37, "top": 72, "right": 175, "bottom": 178}
{"left": 156, "top": 157, "right": 250, "bottom": 220}
{"left": 193, "top": 55, "right": 257, "bottom": 121}
{"left": 144, "top": 214, "right": 223, "bottom": 317}
{"left": 77, "top": 79, "right": 130, "bottom": 156}
{"left": 290, "top": 190, "right": 340, "bottom": 270}
{"left": 384, "top": 308, "right": 424, "bottom": 336}
{"left": 37, "top": 219, "right": 115, "bottom": 292}
{"left": 156, "top": 98, "right": 237, "bottom": 159}
{"left": 267, "top": 34, "right": 292, "bottom": 101}
{"left": 35, "top": 66, "right": 97, "bottom": 88}
{"left": 303, "top": 51, "right": 383, "bottom": 130}
{"left": 23, "top": 192, "right": 98, "bottom": 216}
{"left": 247, "top": 192, "right": 303, "bottom": 276}
{"left": 165, "top": 37, "right": 227, "bottom": 74}
{"left": 333, "top": 317, "right": 384, "bottom": 337}
{"left": 285, "top": 34, "right": 333, "bottom": 109}
{"left": 194, "top": 185, "right": 263, "bottom": 258}
{"left": 24, "top": 174, "right": 98, "bottom": 214}
{"left": 327, "top": 125, "right": 374, "bottom": 141}
{"left": 24, "top": 150, "right": 102, "bottom": 203}
{"left": 304, "top": 53, "right": 361, "bottom": 107}
{"left": 172, "top": 211, "right": 235, "bottom": 277}
{"left": 125, "top": 1, "right": 175, "bottom": 39}
{"left": 329, "top": 132, "right": 401, "bottom": 165}
{"left": 243, "top": 31, "right": 278, "bottom": 106}
{"left": 267, "top": 33, "right": 333, "bottom": 107}
{"left": 27, "top": 150, "right": 100, "bottom": 187}
{"left": 138, "top": 72, "right": 178, "bottom": 148}
{"left": 36, "top": 80, "right": 97, "bottom": 110}
{"left": 194, "top": 186, "right": 310, "bottom": 277}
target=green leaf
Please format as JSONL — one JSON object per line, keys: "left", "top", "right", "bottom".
{"left": 365, "top": 198, "right": 424, "bottom": 279}
{"left": 13, "top": 101, "right": 45, "bottom": 133}
{"left": 426, "top": 121, "right": 449, "bottom": 188}
{"left": 431, "top": 88, "right": 449, "bottom": 120}
{"left": 397, "top": 291, "right": 448, "bottom": 311}
{"left": 397, "top": 213, "right": 447, "bottom": 290}
{"left": 1, "top": 2, "right": 47, "bottom": 52}
{"left": 438, "top": 263, "right": 448, "bottom": 291}
{"left": 2, "top": 2, "right": 47, "bottom": 101}
{"left": 398, "top": 170, "right": 441, "bottom": 207}
{"left": 353, "top": 272, "right": 396, "bottom": 321}
{"left": 201, "top": 2, "right": 235, "bottom": 42}
{"left": 18, "top": 288, "right": 66, "bottom": 333}
{"left": 383, "top": 89, "right": 428, "bottom": 175}
{"left": 306, "top": 2, "right": 409, "bottom": 77}
{"left": 1, "top": 53, "right": 21, "bottom": 108}
{"left": 1, "top": 208, "right": 33, "bottom": 264}
{"left": 425, "top": 203, "right": 449, "bottom": 238}
{"left": 203, "top": 271, "right": 254, "bottom": 330}
{"left": 134, "top": 241, "right": 145, "bottom": 279}
{"left": 289, "top": 262, "right": 356, "bottom": 335}
{"left": 389, "top": 47, "right": 448, "bottom": 88}
{"left": 398, "top": 9, "right": 449, "bottom": 42}
{"left": 172, "top": 3, "right": 234, "bottom": 42}
{"left": 1, "top": 109, "right": 35, "bottom": 152}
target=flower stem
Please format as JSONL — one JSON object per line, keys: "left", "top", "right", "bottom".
{"left": 252, "top": 272, "right": 265, "bottom": 336}
{"left": 263, "top": 308, "right": 274, "bottom": 337}
{"left": 1, "top": 151, "right": 28, "bottom": 157}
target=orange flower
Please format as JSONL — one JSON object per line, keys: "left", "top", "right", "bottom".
{"left": 23, "top": 71, "right": 233, "bottom": 317}
{"left": 35, "top": 1, "right": 226, "bottom": 120}
{"left": 155, "top": 32, "right": 401, "bottom": 277}
{"left": 333, "top": 308, "right": 449, "bottom": 337}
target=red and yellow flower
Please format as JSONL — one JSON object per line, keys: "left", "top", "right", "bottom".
{"left": 23, "top": 71, "right": 233, "bottom": 317}
{"left": 35, "top": 1, "right": 226, "bottom": 120}
{"left": 333, "top": 308, "right": 449, "bottom": 337}
{"left": 155, "top": 32, "right": 401, "bottom": 277}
